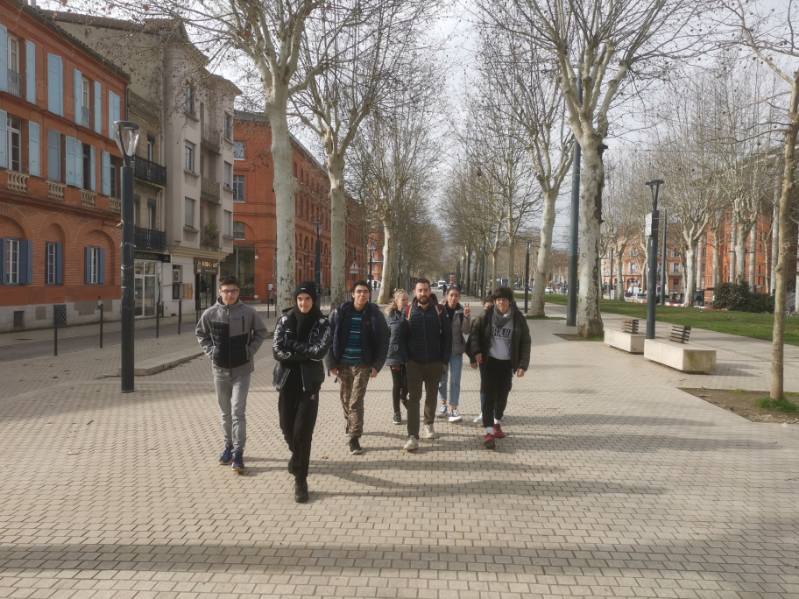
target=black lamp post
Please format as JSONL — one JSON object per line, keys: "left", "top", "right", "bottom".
{"left": 114, "top": 120, "right": 140, "bottom": 393}
{"left": 645, "top": 179, "right": 664, "bottom": 339}
{"left": 524, "top": 239, "right": 531, "bottom": 313}
{"left": 314, "top": 220, "right": 321, "bottom": 294}
{"left": 367, "top": 240, "right": 376, "bottom": 287}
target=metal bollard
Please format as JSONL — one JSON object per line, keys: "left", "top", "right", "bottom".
{"left": 98, "top": 298, "right": 104, "bottom": 349}
{"left": 53, "top": 313, "right": 58, "bottom": 357}
{"left": 155, "top": 301, "right": 160, "bottom": 339}
{"left": 178, "top": 300, "right": 182, "bottom": 335}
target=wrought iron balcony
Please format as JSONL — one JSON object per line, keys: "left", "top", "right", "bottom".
{"left": 201, "top": 177, "right": 220, "bottom": 203}
{"left": 202, "top": 127, "right": 221, "bottom": 154}
{"left": 135, "top": 226, "right": 166, "bottom": 252}
{"left": 134, "top": 157, "right": 167, "bottom": 187}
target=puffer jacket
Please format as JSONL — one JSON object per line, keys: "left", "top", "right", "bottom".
{"left": 404, "top": 298, "right": 451, "bottom": 364}
{"left": 326, "top": 301, "right": 390, "bottom": 371}
{"left": 196, "top": 299, "right": 267, "bottom": 378}
{"left": 466, "top": 305, "right": 531, "bottom": 371}
{"left": 385, "top": 309, "right": 408, "bottom": 366}
{"left": 272, "top": 308, "right": 332, "bottom": 393}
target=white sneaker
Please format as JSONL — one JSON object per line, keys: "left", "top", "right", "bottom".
{"left": 448, "top": 409, "right": 463, "bottom": 423}
{"left": 421, "top": 424, "right": 436, "bottom": 439}
{"left": 473, "top": 413, "right": 483, "bottom": 423}
{"left": 403, "top": 436, "right": 419, "bottom": 452}
{"left": 436, "top": 403, "right": 448, "bottom": 417}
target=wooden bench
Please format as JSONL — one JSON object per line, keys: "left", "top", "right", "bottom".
{"left": 643, "top": 324, "right": 716, "bottom": 374}
{"left": 604, "top": 318, "right": 645, "bottom": 354}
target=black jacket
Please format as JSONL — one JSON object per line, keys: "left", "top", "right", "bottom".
{"left": 404, "top": 299, "right": 452, "bottom": 364}
{"left": 467, "top": 306, "right": 531, "bottom": 371}
{"left": 272, "top": 308, "right": 332, "bottom": 393}
{"left": 326, "top": 301, "right": 389, "bottom": 371}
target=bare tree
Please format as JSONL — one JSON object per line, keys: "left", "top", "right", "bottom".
{"left": 481, "top": 0, "right": 706, "bottom": 337}
{"left": 720, "top": 0, "right": 799, "bottom": 400}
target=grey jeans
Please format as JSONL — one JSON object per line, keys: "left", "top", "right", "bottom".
{"left": 213, "top": 370, "right": 251, "bottom": 451}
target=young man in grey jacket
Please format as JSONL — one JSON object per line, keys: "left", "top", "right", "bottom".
{"left": 196, "top": 275, "right": 268, "bottom": 473}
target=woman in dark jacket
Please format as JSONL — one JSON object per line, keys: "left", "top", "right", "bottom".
{"left": 273, "top": 281, "right": 332, "bottom": 503}
{"left": 384, "top": 289, "right": 410, "bottom": 426}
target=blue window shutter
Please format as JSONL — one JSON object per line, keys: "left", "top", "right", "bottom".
{"left": 55, "top": 242, "right": 63, "bottom": 285}
{"left": 28, "top": 122, "right": 41, "bottom": 177}
{"left": 108, "top": 91, "right": 118, "bottom": 140}
{"left": 75, "top": 141, "right": 83, "bottom": 189}
{"left": 65, "top": 136, "right": 76, "bottom": 186}
{"left": 101, "top": 151, "right": 110, "bottom": 195}
{"left": 20, "top": 240, "right": 32, "bottom": 284}
{"left": 0, "top": 109, "right": 7, "bottom": 169}
{"left": 73, "top": 68, "right": 82, "bottom": 125}
{"left": 98, "top": 248, "right": 105, "bottom": 285}
{"left": 25, "top": 40, "right": 36, "bottom": 103}
{"left": 94, "top": 82, "right": 101, "bottom": 133}
{"left": 47, "top": 130, "right": 60, "bottom": 181}
{"left": 0, "top": 239, "right": 5, "bottom": 284}
{"left": 47, "top": 54, "right": 63, "bottom": 116}
{"left": 84, "top": 247, "right": 90, "bottom": 283}
{"left": 0, "top": 25, "right": 7, "bottom": 92}
{"left": 44, "top": 241, "right": 50, "bottom": 284}
{"left": 89, "top": 146, "right": 96, "bottom": 191}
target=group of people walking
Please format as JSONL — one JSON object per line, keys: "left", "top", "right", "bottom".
{"left": 196, "top": 275, "right": 531, "bottom": 503}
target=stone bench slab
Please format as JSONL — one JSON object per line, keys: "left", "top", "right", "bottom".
{"left": 604, "top": 329, "right": 645, "bottom": 354}
{"left": 643, "top": 339, "right": 716, "bottom": 374}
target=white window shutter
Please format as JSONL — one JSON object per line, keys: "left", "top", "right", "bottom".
{"left": 101, "top": 151, "right": 110, "bottom": 196}
{"left": 28, "top": 122, "right": 40, "bottom": 177}
{"left": 73, "top": 69, "right": 82, "bottom": 125}
{"left": 25, "top": 41, "right": 36, "bottom": 104}
{"left": 93, "top": 82, "right": 101, "bottom": 133}
{"left": 0, "top": 109, "right": 7, "bottom": 169}
{"left": 0, "top": 25, "right": 7, "bottom": 93}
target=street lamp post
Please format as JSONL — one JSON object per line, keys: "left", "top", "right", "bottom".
{"left": 314, "top": 220, "right": 321, "bottom": 294}
{"left": 524, "top": 239, "right": 531, "bottom": 313}
{"left": 114, "top": 120, "right": 141, "bottom": 393}
{"left": 645, "top": 179, "right": 664, "bottom": 339}
{"left": 367, "top": 240, "right": 376, "bottom": 288}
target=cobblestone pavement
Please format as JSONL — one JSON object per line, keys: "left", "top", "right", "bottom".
{"left": 1, "top": 309, "right": 798, "bottom": 598}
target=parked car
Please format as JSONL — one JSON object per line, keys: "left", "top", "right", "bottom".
{"left": 544, "top": 286, "right": 554, "bottom": 293}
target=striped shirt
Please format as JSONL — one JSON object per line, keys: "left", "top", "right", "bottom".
{"left": 341, "top": 312, "right": 364, "bottom": 364}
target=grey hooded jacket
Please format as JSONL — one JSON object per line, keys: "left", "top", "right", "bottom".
{"left": 196, "top": 299, "right": 268, "bottom": 378}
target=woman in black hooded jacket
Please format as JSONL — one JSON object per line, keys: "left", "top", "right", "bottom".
{"left": 273, "top": 281, "right": 332, "bottom": 503}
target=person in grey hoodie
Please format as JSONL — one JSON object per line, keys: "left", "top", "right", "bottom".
{"left": 196, "top": 275, "right": 268, "bottom": 473}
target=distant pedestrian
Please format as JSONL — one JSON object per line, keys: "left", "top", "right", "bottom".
{"left": 402, "top": 278, "right": 451, "bottom": 451}
{"left": 467, "top": 287, "right": 531, "bottom": 449}
{"left": 196, "top": 276, "right": 268, "bottom": 473}
{"left": 436, "top": 285, "right": 470, "bottom": 422}
{"left": 272, "top": 281, "right": 332, "bottom": 503}
{"left": 471, "top": 295, "right": 494, "bottom": 424}
{"left": 385, "top": 289, "right": 410, "bottom": 426}
{"left": 326, "top": 280, "right": 390, "bottom": 455}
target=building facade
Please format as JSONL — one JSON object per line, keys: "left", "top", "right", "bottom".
{"left": 0, "top": 0, "right": 128, "bottom": 332}
{"left": 227, "top": 112, "right": 366, "bottom": 304}
{"left": 51, "top": 13, "right": 240, "bottom": 318}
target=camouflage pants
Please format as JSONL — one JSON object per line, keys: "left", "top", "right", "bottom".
{"left": 337, "top": 364, "right": 372, "bottom": 439}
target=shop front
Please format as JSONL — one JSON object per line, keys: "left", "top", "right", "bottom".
{"left": 195, "top": 257, "right": 219, "bottom": 312}
{"left": 220, "top": 245, "right": 256, "bottom": 299}
{"left": 133, "top": 251, "right": 169, "bottom": 318}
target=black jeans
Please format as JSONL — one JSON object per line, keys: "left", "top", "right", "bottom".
{"left": 482, "top": 357, "right": 513, "bottom": 428}
{"left": 278, "top": 367, "right": 319, "bottom": 481}
{"left": 390, "top": 364, "right": 408, "bottom": 414}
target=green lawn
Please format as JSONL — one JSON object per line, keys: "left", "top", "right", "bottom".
{"left": 538, "top": 293, "right": 799, "bottom": 346}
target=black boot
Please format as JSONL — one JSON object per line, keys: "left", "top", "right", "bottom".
{"left": 294, "top": 478, "right": 309, "bottom": 503}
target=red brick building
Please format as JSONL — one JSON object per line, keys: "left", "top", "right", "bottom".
{"left": 0, "top": 0, "right": 128, "bottom": 331}
{"left": 226, "top": 111, "right": 366, "bottom": 302}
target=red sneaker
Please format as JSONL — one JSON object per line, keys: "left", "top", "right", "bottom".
{"left": 482, "top": 433, "right": 496, "bottom": 449}
{"left": 493, "top": 423, "right": 507, "bottom": 439}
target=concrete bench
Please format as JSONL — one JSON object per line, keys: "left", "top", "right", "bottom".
{"left": 604, "top": 319, "right": 645, "bottom": 353}
{"left": 643, "top": 338, "right": 716, "bottom": 373}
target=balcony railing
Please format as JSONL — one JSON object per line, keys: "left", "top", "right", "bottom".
{"left": 6, "top": 172, "right": 28, "bottom": 193}
{"left": 48, "top": 181, "right": 65, "bottom": 201}
{"left": 108, "top": 197, "right": 121, "bottom": 213}
{"left": 7, "top": 70, "right": 20, "bottom": 97}
{"left": 202, "top": 127, "right": 221, "bottom": 154}
{"left": 201, "top": 178, "right": 220, "bottom": 203}
{"left": 81, "top": 190, "right": 96, "bottom": 207}
{"left": 201, "top": 227, "right": 220, "bottom": 250}
{"left": 134, "top": 157, "right": 167, "bottom": 187}
{"left": 135, "top": 226, "right": 166, "bottom": 252}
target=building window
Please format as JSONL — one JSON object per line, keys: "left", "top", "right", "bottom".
{"left": 185, "top": 83, "right": 195, "bottom": 115}
{"left": 172, "top": 264, "right": 182, "bottom": 300}
{"left": 146, "top": 135, "right": 154, "bottom": 162}
{"left": 6, "top": 115, "right": 21, "bottom": 172}
{"left": 224, "top": 210, "right": 232, "bottom": 237}
{"left": 2, "top": 238, "right": 19, "bottom": 284}
{"left": 109, "top": 156, "right": 120, "bottom": 198}
{"left": 82, "top": 75, "right": 90, "bottom": 125}
{"left": 184, "top": 197, "right": 195, "bottom": 228}
{"left": 45, "top": 241, "right": 63, "bottom": 285}
{"left": 224, "top": 161, "right": 233, "bottom": 190}
{"left": 84, "top": 246, "right": 104, "bottom": 285}
{"left": 233, "top": 174, "right": 245, "bottom": 202}
{"left": 47, "top": 130, "right": 62, "bottom": 181}
{"left": 147, "top": 199, "right": 157, "bottom": 229}
{"left": 184, "top": 141, "right": 195, "bottom": 172}
{"left": 672, "top": 263, "right": 681, "bottom": 273}
{"left": 233, "top": 221, "right": 245, "bottom": 240}
{"left": 233, "top": 141, "right": 245, "bottom": 160}
{"left": 7, "top": 35, "right": 20, "bottom": 96}
{"left": 630, "top": 263, "right": 638, "bottom": 273}
{"left": 224, "top": 113, "right": 233, "bottom": 140}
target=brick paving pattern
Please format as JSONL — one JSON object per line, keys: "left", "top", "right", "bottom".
{"left": 1, "top": 308, "right": 798, "bottom": 598}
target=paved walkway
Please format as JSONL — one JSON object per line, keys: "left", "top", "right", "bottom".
{"left": 0, "top": 304, "right": 798, "bottom": 598}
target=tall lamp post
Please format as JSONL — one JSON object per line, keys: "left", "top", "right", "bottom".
{"left": 367, "top": 240, "right": 376, "bottom": 288}
{"left": 645, "top": 179, "right": 664, "bottom": 339}
{"left": 524, "top": 239, "right": 531, "bottom": 313}
{"left": 114, "top": 121, "right": 140, "bottom": 393}
{"left": 313, "top": 220, "right": 321, "bottom": 294}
